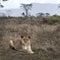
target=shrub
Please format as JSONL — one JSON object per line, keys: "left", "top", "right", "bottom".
{"left": 49, "top": 17, "right": 60, "bottom": 24}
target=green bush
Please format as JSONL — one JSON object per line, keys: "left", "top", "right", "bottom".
{"left": 49, "top": 17, "right": 60, "bottom": 24}
{"left": 40, "top": 16, "right": 60, "bottom": 24}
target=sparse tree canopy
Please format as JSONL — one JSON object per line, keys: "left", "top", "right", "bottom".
{"left": 36, "top": 13, "right": 44, "bottom": 17}
{"left": 45, "top": 13, "right": 50, "bottom": 16}
{"left": 21, "top": 4, "right": 32, "bottom": 17}
{"left": 0, "top": 3, "right": 4, "bottom": 8}
{"left": 21, "top": 12, "right": 25, "bottom": 17}
{"left": 0, "top": 0, "right": 8, "bottom": 8}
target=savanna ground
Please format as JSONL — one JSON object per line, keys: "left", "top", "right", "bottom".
{"left": 0, "top": 17, "right": 60, "bottom": 60}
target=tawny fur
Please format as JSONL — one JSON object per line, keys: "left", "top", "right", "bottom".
{"left": 9, "top": 35, "right": 34, "bottom": 54}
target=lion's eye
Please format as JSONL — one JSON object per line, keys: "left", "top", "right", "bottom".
{"left": 21, "top": 36, "right": 23, "bottom": 38}
{"left": 28, "top": 36, "right": 31, "bottom": 39}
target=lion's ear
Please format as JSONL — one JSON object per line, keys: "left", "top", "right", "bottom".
{"left": 28, "top": 36, "right": 31, "bottom": 39}
{"left": 21, "top": 35, "right": 23, "bottom": 38}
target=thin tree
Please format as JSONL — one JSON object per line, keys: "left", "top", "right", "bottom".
{"left": 21, "top": 4, "right": 32, "bottom": 17}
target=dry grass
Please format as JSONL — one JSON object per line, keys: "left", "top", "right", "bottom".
{"left": 0, "top": 17, "right": 60, "bottom": 60}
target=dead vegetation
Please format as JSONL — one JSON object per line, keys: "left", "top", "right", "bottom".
{"left": 0, "top": 17, "right": 60, "bottom": 60}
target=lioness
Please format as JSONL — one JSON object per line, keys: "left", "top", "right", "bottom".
{"left": 9, "top": 35, "right": 34, "bottom": 54}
